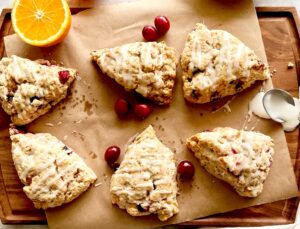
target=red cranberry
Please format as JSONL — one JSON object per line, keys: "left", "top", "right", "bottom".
{"left": 154, "top": 16, "right": 170, "bottom": 35}
{"left": 104, "top": 146, "right": 120, "bottom": 164}
{"left": 115, "top": 98, "right": 129, "bottom": 116}
{"left": 177, "top": 161, "right": 195, "bottom": 179}
{"left": 58, "top": 70, "right": 70, "bottom": 84}
{"left": 142, "top": 25, "right": 159, "bottom": 41}
{"left": 134, "top": 104, "right": 151, "bottom": 119}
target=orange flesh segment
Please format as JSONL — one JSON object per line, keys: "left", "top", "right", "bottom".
{"left": 12, "top": 0, "right": 71, "bottom": 46}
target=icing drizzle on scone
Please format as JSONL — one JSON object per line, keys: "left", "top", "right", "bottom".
{"left": 10, "top": 129, "right": 97, "bottom": 209}
{"left": 0, "top": 55, "right": 77, "bottom": 125}
{"left": 110, "top": 125, "right": 178, "bottom": 221}
{"left": 181, "top": 23, "right": 270, "bottom": 104}
{"left": 91, "top": 42, "right": 177, "bottom": 105}
{"left": 186, "top": 127, "right": 274, "bottom": 197}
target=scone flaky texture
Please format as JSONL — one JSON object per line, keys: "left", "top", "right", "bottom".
{"left": 91, "top": 42, "right": 177, "bottom": 105}
{"left": 0, "top": 55, "right": 77, "bottom": 125}
{"left": 186, "top": 127, "right": 274, "bottom": 197}
{"left": 181, "top": 23, "right": 270, "bottom": 104}
{"left": 10, "top": 131, "right": 97, "bottom": 209}
{"left": 110, "top": 125, "right": 178, "bottom": 221}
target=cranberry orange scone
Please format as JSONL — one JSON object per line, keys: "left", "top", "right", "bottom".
{"left": 10, "top": 127, "right": 97, "bottom": 209}
{"left": 110, "top": 125, "right": 178, "bottom": 221}
{"left": 186, "top": 127, "right": 274, "bottom": 197}
{"left": 91, "top": 42, "right": 177, "bottom": 105}
{"left": 181, "top": 23, "right": 270, "bottom": 103}
{"left": 0, "top": 55, "right": 77, "bottom": 125}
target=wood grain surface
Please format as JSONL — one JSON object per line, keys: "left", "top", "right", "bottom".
{"left": 0, "top": 6, "right": 299, "bottom": 227}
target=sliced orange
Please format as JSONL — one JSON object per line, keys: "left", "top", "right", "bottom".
{"left": 12, "top": 0, "right": 72, "bottom": 47}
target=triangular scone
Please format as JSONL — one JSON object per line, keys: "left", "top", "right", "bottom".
{"left": 10, "top": 127, "right": 97, "bottom": 209}
{"left": 181, "top": 23, "right": 270, "bottom": 104}
{"left": 0, "top": 55, "right": 77, "bottom": 125}
{"left": 186, "top": 127, "right": 274, "bottom": 197}
{"left": 91, "top": 42, "right": 177, "bottom": 105}
{"left": 110, "top": 125, "right": 178, "bottom": 221}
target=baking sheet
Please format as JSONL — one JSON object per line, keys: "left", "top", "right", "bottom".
{"left": 3, "top": 0, "right": 298, "bottom": 228}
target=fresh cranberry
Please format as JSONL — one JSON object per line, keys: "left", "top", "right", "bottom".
{"left": 142, "top": 25, "right": 159, "bottom": 41}
{"left": 104, "top": 146, "right": 120, "bottom": 164}
{"left": 134, "top": 104, "right": 151, "bottom": 119}
{"left": 177, "top": 160, "right": 195, "bottom": 179}
{"left": 154, "top": 16, "right": 170, "bottom": 35}
{"left": 115, "top": 98, "right": 130, "bottom": 116}
{"left": 58, "top": 70, "right": 70, "bottom": 84}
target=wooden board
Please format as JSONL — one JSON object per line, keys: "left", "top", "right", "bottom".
{"left": 0, "top": 6, "right": 299, "bottom": 226}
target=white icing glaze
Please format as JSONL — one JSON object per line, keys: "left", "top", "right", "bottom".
{"left": 249, "top": 92, "right": 270, "bottom": 119}
{"left": 12, "top": 133, "right": 96, "bottom": 205}
{"left": 190, "top": 40, "right": 202, "bottom": 70}
{"left": 0, "top": 55, "right": 76, "bottom": 125}
{"left": 110, "top": 125, "right": 178, "bottom": 221}
{"left": 191, "top": 127, "right": 274, "bottom": 197}
{"left": 189, "top": 29, "right": 254, "bottom": 91}
{"left": 249, "top": 91, "right": 300, "bottom": 132}
{"left": 32, "top": 161, "right": 82, "bottom": 198}
{"left": 95, "top": 42, "right": 176, "bottom": 103}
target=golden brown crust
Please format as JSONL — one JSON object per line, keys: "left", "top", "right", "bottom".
{"left": 91, "top": 42, "right": 177, "bottom": 105}
{"left": 110, "top": 125, "right": 178, "bottom": 221}
{"left": 10, "top": 131, "right": 97, "bottom": 209}
{"left": 181, "top": 23, "right": 270, "bottom": 104}
{"left": 186, "top": 127, "right": 274, "bottom": 197}
{"left": 0, "top": 55, "right": 77, "bottom": 125}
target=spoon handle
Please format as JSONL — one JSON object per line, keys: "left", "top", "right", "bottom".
{"left": 274, "top": 117, "right": 285, "bottom": 123}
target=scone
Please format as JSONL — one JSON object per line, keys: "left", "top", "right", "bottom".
{"left": 181, "top": 23, "right": 270, "bottom": 104}
{"left": 110, "top": 125, "right": 178, "bottom": 221}
{"left": 186, "top": 127, "right": 274, "bottom": 197}
{"left": 0, "top": 55, "right": 77, "bottom": 125}
{"left": 10, "top": 126, "right": 97, "bottom": 209}
{"left": 91, "top": 42, "right": 177, "bottom": 105}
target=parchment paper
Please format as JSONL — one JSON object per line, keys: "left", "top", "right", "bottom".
{"left": 4, "top": 0, "right": 299, "bottom": 228}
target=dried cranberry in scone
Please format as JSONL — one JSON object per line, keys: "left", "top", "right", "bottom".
{"left": 232, "top": 148, "right": 238, "bottom": 154}
{"left": 58, "top": 70, "right": 70, "bottom": 84}
{"left": 9, "top": 124, "right": 26, "bottom": 135}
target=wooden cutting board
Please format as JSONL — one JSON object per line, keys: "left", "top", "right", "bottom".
{"left": 0, "top": 6, "right": 299, "bottom": 226}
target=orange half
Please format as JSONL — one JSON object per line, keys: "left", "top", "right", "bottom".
{"left": 12, "top": 0, "right": 72, "bottom": 47}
